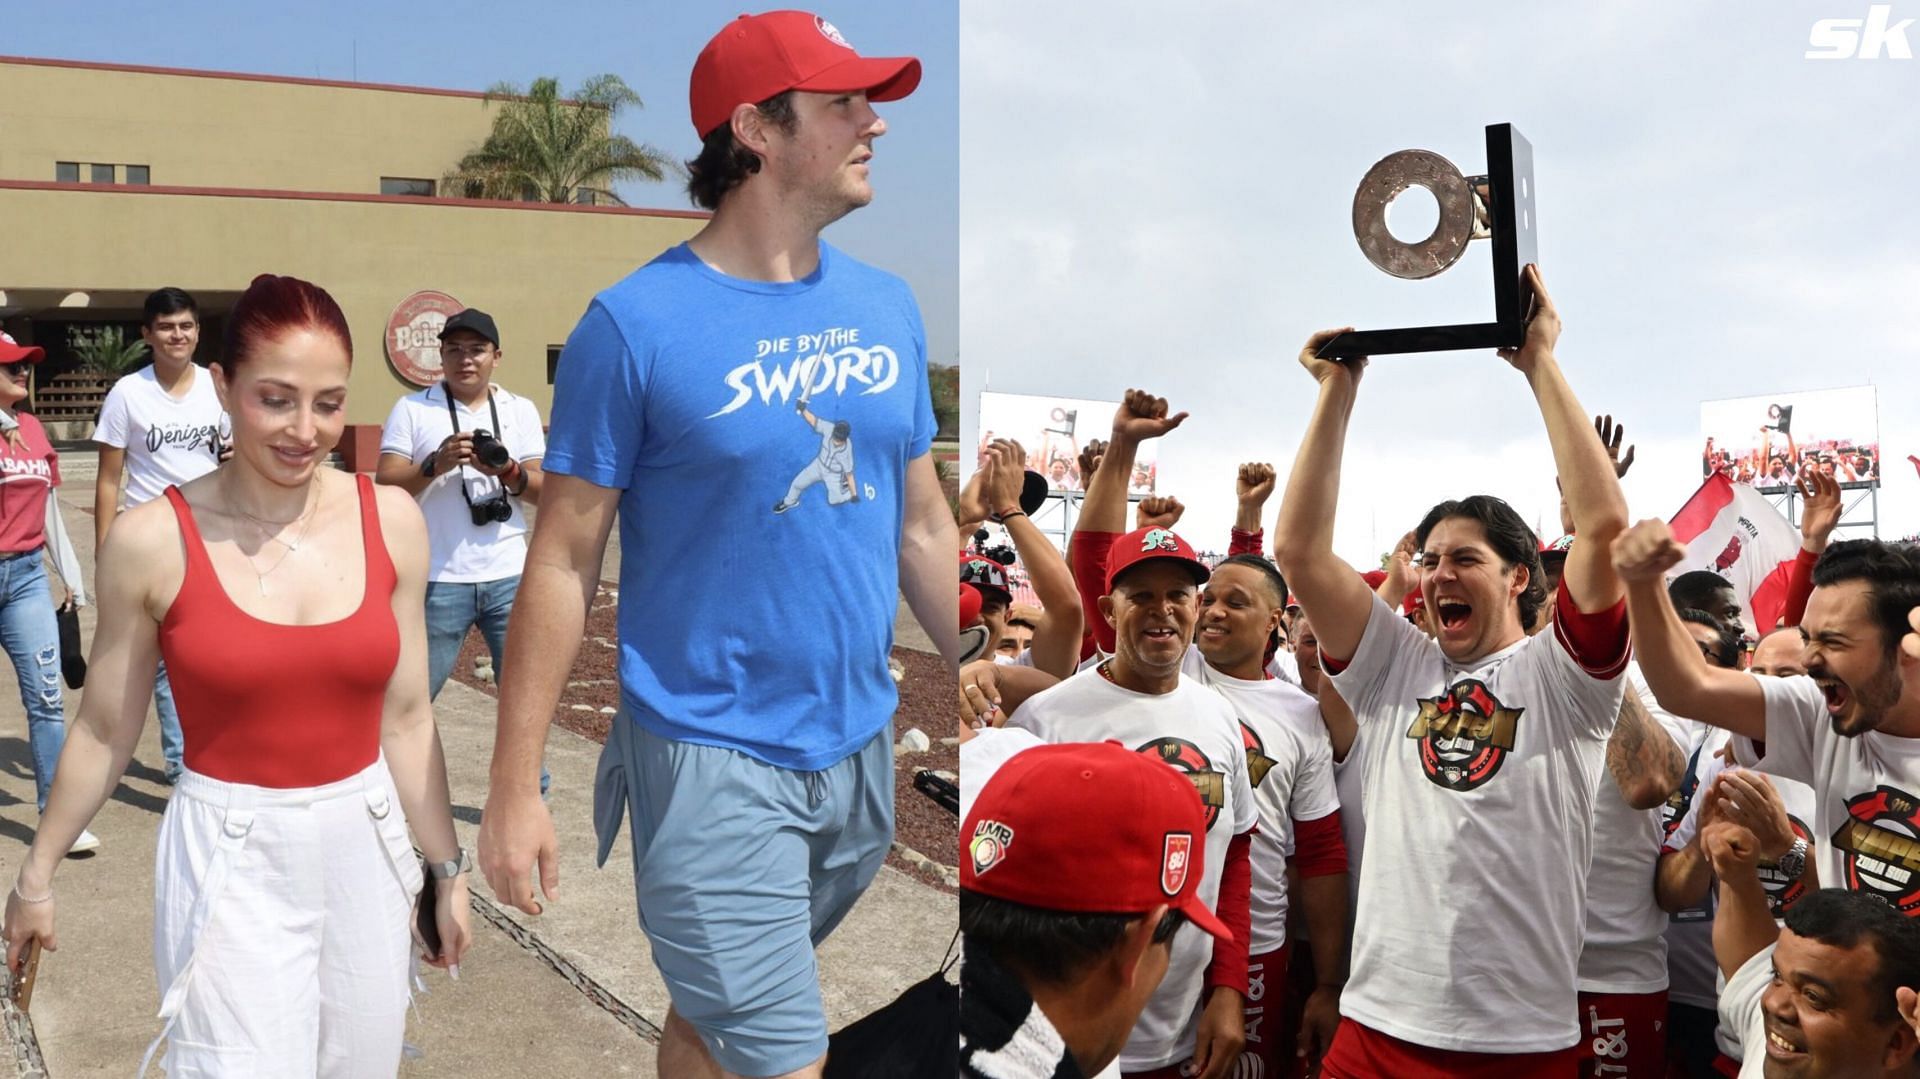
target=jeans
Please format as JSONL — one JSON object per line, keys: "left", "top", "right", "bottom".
{"left": 155, "top": 660, "right": 184, "bottom": 783}
{"left": 0, "top": 553, "right": 68, "bottom": 811}
{"left": 424, "top": 576, "right": 546, "bottom": 795}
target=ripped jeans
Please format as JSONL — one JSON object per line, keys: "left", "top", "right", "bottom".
{"left": 0, "top": 552, "right": 65, "bottom": 811}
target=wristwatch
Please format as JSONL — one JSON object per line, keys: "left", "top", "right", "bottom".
{"left": 428, "top": 848, "right": 472, "bottom": 880}
{"left": 1775, "top": 837, "right": 1809, "bottom": 880}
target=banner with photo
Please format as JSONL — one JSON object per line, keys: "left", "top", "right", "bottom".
{"left": 977, "top": 392, "right": 1160, "bottom": 496}
{"left": 1699, "top": 386, "right": 1880, "bottom": 492}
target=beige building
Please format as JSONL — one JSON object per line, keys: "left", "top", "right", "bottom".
{"left": 0, "top": 54, "right": 703, "bottom": 463}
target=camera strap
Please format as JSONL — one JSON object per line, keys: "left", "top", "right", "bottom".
{"left": 442, "top": 382, "right": 506, "bottom": 514}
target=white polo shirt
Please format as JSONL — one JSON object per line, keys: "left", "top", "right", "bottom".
{"left": 380, "top": 382, "right": 545, "bottom": 583}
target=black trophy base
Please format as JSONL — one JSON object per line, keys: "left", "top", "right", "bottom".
{"left": 1316, "top": 320, "right": 1523, "bottom": 359}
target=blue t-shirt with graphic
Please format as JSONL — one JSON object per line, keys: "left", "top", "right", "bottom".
{"left": 544, "top": 242, "right": 934, "bottom": 770}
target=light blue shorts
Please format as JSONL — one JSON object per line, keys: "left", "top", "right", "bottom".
{"left": 593, "top": 713, "right": 894, "bottom": 1077}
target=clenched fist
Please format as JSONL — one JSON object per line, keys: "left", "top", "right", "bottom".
{"left": 1112, "top": 389, "right": 1188, "bottom": 444}
{"left": 1611, "top": 518, "right": 1688, "bottom": 583}
{"left": 1136, "top": 496, "right": 1186, "bottom": 531}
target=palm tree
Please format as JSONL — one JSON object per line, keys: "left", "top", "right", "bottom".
{"left": 444, "top": 75, "right": 674, "bottom": 206}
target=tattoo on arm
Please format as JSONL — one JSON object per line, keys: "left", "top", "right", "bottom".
{"left": 1607, "top": 686, "right": 1686, "bottom": 802}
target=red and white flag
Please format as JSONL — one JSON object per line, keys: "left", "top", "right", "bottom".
{"left": 1668, "top": 472, "right": 1802, "bottom": 634}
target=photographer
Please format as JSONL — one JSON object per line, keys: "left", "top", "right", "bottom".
{"left": 375, "top": 309, "right": 547, "bottom": 788}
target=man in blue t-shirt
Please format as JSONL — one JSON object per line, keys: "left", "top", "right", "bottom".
{"left": 476, "top": 11, "right": 957, "bottom": 1079}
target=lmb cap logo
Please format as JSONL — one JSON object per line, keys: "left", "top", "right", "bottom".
{"left": 1808, "top": 4, "right": 1915, "bottom": 58}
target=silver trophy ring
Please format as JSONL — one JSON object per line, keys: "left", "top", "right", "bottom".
{"left": 1351, "top": 149, "right": 1478, "bottom": 280}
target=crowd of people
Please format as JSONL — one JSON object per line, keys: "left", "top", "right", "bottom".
{"left": 956, "top": 268, "right": 1920, "bottom": 1079}
{"left": 0, "top": 10, "right": 955, "bottom": 1078}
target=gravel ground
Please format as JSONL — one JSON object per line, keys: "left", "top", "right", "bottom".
{"left": 449, "top": 584, "right": 958, "bottom": 892}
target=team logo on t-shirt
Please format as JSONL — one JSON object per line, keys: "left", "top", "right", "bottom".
{"left": 1758, "top": 814, "right": 1814, "bottom": 917}
{"left": 1405, "top": 678, "right": 1523, "bottom": 792}
{"left": 1136, "top": 737, "right": 1226, "bottom": 830}
{"left": 1833, "top": 786, "right": 1920, "bottom": 915}
{"left": 1239, "top": 721, "right": 1277, "bottom": 788}
{"left": 969, "top": 819, "right": 1014, "bottom": 878}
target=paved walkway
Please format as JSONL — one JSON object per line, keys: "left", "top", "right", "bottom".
{"left": 0, "top": 454, "right": 955, "bottom": 1076}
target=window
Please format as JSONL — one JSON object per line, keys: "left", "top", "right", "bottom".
{"left": 573, "top": 188, "right": 595, "bottom": 206}
{"left": 125, "top": 165, "right": 150, "bottom": 185}
{"left": 547, "top": 347, "right": 566, "bottom": 385}
{"left": 89, "top": 164, "right": 115, "bottom": 184}
{"left": 55, "top": 162, "right": 79, "bottom": 183}
{"left": 379, "top": 177, "right": 435, "bottom": 197}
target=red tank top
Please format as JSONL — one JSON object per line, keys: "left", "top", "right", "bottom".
{"left": 158, "top": 474, "right": 399, "bottom": 788}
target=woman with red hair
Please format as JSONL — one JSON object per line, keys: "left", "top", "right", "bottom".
{"left": 2, "top": 274, "right": 471, "bottom": 1074}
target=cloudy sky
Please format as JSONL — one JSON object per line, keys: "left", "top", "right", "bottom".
{"left": 961, "top": 1, "right": 1920, "bottom": 561}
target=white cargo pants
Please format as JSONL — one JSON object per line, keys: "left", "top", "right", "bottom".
{"left": 141, "top": 757, "right": 423, "bottom": 1077}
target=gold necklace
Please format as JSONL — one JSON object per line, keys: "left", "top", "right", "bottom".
{"left": 233, "top": 484, "right": 322, "bottom": 596}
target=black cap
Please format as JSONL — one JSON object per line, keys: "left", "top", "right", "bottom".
{"left": 439, "top": 309, "right": 500, "bottom": 348}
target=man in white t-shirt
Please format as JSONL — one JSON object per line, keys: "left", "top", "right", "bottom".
{"left": 1704, "top": 827, "right": 1920, "bottom": 1078}
{"left": 1616, "top": 527, "right": 1920, "bottom": 922}
{"left": 93, "top": 287, "right": 230, "bottom": 784}
{"left": 1181, "top": 549, "right": 1349, "bottom": 1076}
{"left": 1008, "top": 524, "right": 1256, "bottom": 1079}
{"left": 1271, "top": 268, "right": 1634, "bottom": 1076}
{"left": 375, "top": 309, "right": 546, "bottom": 785}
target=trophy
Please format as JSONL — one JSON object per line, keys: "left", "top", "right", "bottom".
{"left": 1317, "top": 123, "right": 1538, "bottom": 359}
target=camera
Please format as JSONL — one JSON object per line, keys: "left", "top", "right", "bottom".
{"left": 467, "top": 491, "right": 513, "bottom": 526}
{"left": 470, "top": 428, "right": 511, "bottom": 469}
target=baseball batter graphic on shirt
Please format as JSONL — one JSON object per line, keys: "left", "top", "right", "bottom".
{"left": 772, "top": 375, "right": 876, "bottom": 514}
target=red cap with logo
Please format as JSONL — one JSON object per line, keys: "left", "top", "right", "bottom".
{"left": 960, "top": 552, "right": 1012, "bottom": 601}
{"left": 689, "top": 10, "right": 922, "bottom": 138}
{"left": 1105, "top": 526, "right": 1211, "bottom": 593}
{"left": 0, "top": 333, "right": 46, "bottom": 365}
{"left": 962, "top": 741, "right": 1236, "bottom": 945}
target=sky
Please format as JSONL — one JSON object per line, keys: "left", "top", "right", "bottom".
{"left": 961, "top": 1, "right": 1920, "bottom": 562}
{"left": 3, "top": 1, "right": 957, "bottom": 368}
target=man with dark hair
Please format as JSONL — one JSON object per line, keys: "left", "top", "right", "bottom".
{"left": 960, "top": 741, "right": 1241, "bottom": 1079}
{"left": 1703, "top": 816, "right": 1920, "bottom": 1077}
{"left": 1009, "top": 435, "right": 1257, "bottom": 1079}
{"left": 1272, "top": 267, "right": 1633, "bottom": 1075}
{"left": 93, "top": 286, "right": 229, "bottom": 787}
{"left": 1618, "top": 528, "right": 1920, "bottom": 924}
{"left": 1669, "top": 570, "right": 1744, "bottom": 635}
{"left": 478, "top": 13, "right": 951, "bottom": 1079}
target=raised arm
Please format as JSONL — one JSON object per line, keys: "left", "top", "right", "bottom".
{"left": 1612, "top": 519, "right": 1767, "bottom": 738}
{"left": 1501, "top": 266, "right": 1628, "bottom": 613}
{"left": 1080, "top": 390, "right": 1185, "bottom": 535}
{"left": 1232, "top": 463, "right": 1276, "bottom": 543}
{"left": 1705, "top": 819, "right": 1779, "bottom": 981}
{"left": 1270, "top": 330, "right": 1374, "bottom": 661}
{"left": 983, "top": 439, "right": 1081, "bottom": 677}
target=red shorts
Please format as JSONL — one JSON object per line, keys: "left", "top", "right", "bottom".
{"left": 1575, "top": 991, "right": 1668, "bottom": 1078}
{"left": 1322, "top": 1019, "right": 1580, "bottom": 1078}
{"left": 1241, "top": 945, "right": 1292, "bottom": 1076}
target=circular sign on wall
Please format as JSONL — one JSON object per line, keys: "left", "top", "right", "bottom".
{"left": 385, "top": 290, "right": 464, "bottom": 386}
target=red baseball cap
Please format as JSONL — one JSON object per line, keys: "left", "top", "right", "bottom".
{"left": 1360, "top": 569, "right": 1388, "bottom": 590}
{"left": 0, "top": 333, "right": 45, "bottom": 365}
{"left": 959, "top": 581, "right": 983, "bottom": 630}
{"left": 960, "top": 552, "right": 1012, "bottom": 602}
{"left": 689, "top": 11, "right": 922, "bottom": 138}
{"left": 962, "top": 741, "right": 1235, "bottom": 945}
{"left": 1105, "top": 526, "right": 1211, "bottom": 593}
{"left": 1402, "top": 588, "right": 1425, "bottom": 616}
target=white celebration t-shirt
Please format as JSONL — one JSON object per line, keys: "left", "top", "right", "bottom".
{"left": 1008, "top": 667, "right": 1257, "bottom": 1073}
{"left": 1327, "top": 590, "right": 1628, "bottom": 1053}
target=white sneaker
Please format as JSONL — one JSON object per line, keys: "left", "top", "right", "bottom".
{"left": 66, "top": 829, "right": 100, "bottom": 856}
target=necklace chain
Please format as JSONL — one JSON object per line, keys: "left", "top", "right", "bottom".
{"left": 232, "top": 484, "right": 322, "bottom": 595}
